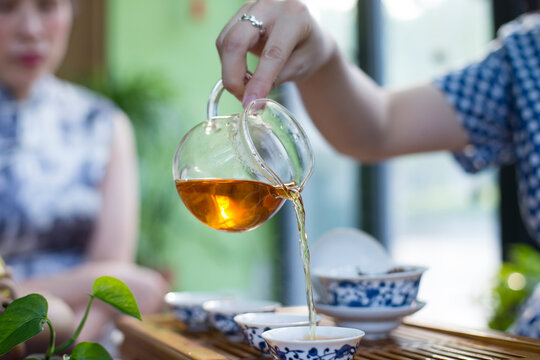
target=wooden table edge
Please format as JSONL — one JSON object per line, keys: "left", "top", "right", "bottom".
{"left": 115, "top": 315, "right": 230, "bottom": 360}
{"left": 403, "top": 318, "right": 540, "bottom": 353}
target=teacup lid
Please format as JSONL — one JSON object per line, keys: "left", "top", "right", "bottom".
{"left": 311, "top": 227, "right": 394, "bottom": 275}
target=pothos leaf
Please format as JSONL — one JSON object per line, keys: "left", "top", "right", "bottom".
{"left": 70, "top": 342, "right": 113, "bottom": 360}
{"left": 0, "top": 294, "right": 48, "bottom": 355}
{"left": 91, "top": 276, "right": 142, "bottom": 320}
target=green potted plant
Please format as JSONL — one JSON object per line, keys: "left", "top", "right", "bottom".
{"left": 489, "top": 244, "right": 540, "bottom": 331}
{"left": 0, "top": 276, "right": 141, "bottom": 360}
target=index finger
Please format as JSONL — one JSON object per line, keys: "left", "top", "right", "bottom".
{"left": 243, "top": 6, "right": 312, "bottom": 106}
{"left": 217, "top": 3, "right": 259, "bottom": 99}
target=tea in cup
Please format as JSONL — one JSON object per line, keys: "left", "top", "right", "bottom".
{"left": 262, "top": 326, "right": 364, "bottom": 360}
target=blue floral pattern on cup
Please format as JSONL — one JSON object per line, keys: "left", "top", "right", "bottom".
{"left": 268, "top": 343, "right": 358, "bottom": 360}
{"left": 165, "top": 292, "right": 232, "bottom": 332}
{"left": 209, "top": 313, "right": 240, "bottom": 335}
{"left": 327, "top": 277, "right": 421, "bottom": 307}
{"left": 173, "top": 305, "right": 208, "bottom": 331}
{"left": 239, "top": 325, "right": 272, "bottom": 353}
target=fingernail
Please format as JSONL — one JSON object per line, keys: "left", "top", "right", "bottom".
{"left": 242, "top": 94, "right": 256, "bottom": 108}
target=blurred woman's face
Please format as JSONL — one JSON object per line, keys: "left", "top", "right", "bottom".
{"left": 0, "top": 0, "right": 72, "bottom": 99}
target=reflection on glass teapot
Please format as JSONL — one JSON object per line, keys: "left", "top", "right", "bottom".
{"left": 172, "top": 79, "right": 314, "bottom": 232}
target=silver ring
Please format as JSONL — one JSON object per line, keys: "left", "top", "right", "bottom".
{"left": 240, "top": 13, "right": 265, "bottom": 34}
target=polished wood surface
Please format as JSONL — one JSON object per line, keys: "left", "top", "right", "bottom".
{"left": 115, "top": 311, "right": 540, "bottom": 360}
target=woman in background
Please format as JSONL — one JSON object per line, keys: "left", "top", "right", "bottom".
{"left": 0, "top": 0, "right": 168, "bottom": 352}
{"left": 216, "top": 0, "right": 540, "bottom": 337}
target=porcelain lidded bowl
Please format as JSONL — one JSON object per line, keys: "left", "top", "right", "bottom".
{"left": 262, "top": 326, "right": 364, "bottom": 360}
{"left": 234, "top": 312, "right": 322, "bottom": 354}
{"left": 313, "top": 265, "right": 427, "bottom": 307}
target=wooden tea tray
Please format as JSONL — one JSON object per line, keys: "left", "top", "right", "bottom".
{"left": 115, "top": 311, "right": 540, "bottom": 360}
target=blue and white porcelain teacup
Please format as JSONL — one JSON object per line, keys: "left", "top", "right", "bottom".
{"left": 313, "top": 265, "right": 427, "bottom": 307}
{"left": 262, "top": 326, "right": 364, "bottom": 360}
{"left": 234, "top": 312, "right": 322, "bottom": 354}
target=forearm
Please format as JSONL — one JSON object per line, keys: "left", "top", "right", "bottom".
{"left": 217, "top": 0, "right": 468, "bottom": 162}
{"left": 18, "top": 260, "right": 168, "bottom": 317}
{"left": 18, "top": 261, "right": 136, "bottom": 308}
{"left": 297, "top": 48, "right": 390, "bottom": 162}
{"left": 297, "top": 48, "right": 469, "bottom": 160}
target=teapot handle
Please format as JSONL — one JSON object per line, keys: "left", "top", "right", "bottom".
{"left": 206, "top": 74, "right": 253, "bottom": 124}
{"left": 206, "top": 79, "right": 225, "bottom": 122}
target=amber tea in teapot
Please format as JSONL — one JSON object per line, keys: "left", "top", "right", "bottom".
{"left": 175, "top": 179, "right": 293, "bottom": 232}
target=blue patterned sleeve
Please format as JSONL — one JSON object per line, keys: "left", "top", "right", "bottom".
{"left": 432, "top": 44, "right": 515, "bottom": 173}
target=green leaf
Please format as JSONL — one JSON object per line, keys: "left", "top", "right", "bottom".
{"left": 70, "top": 342, "right": 113, "bottom": 360}
{"left": 91, "top": 276, "right": 141, "bottom": 320}
{"left": 0, "top": 294, "right": 48, "bottom": 355}
{"left": 489, "top": 244, "right": 540, "bottom": 331}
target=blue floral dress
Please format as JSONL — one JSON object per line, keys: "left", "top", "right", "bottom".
{"left": 433, "top": 13, "right": 540, "bottom": 338}
{"left": 0, "top": 75, "right": 115, "bottom": 281}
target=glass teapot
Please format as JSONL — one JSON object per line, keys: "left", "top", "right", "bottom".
{"left": 172, "top": 79, "right": 314, "bottom": 232}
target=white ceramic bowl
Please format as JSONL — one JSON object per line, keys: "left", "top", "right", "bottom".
{"left": 234, "top": 312, "right": 322, "bottom": 354}
{"left": 262, "top": 326, "right": 364, "bottom": 360}
{"left": 313, "top": 265, "right": 427, "bottom": 307}
{"left": 315, "top": 301, "right": 426, "bottom": 340}
{"left": 164, "top": 291, "right": 231, "bottom": 331}
{"left": 203, "top": 299, "right": 281, "bottom": 340}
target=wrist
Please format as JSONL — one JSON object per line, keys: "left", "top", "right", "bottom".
{"left": 298, "top": 36, "right": 341, "bottom": 88}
